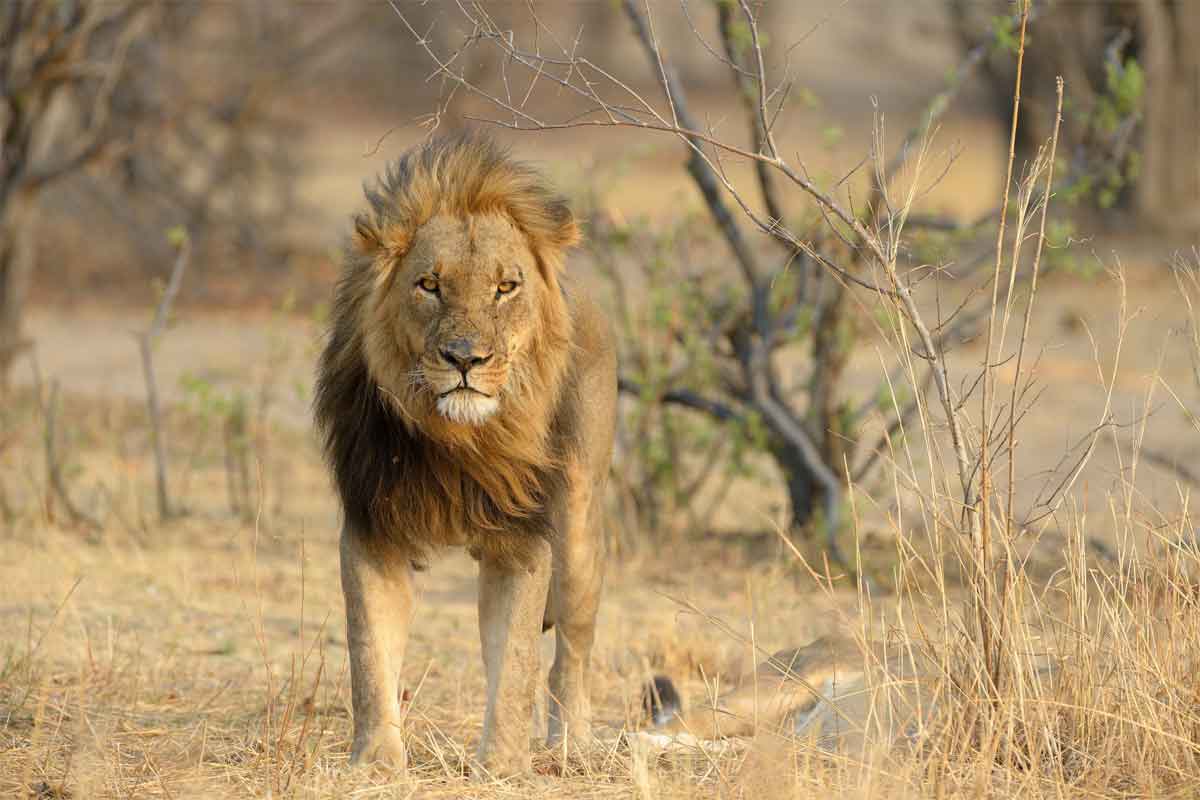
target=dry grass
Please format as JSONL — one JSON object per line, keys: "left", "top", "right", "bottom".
{"left": 2, "top": 271, "right": 1200, "bottom": 799}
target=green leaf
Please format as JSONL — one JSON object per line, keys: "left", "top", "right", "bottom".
{"left": 166, "top": 226, "right": 189, "bottom": 248}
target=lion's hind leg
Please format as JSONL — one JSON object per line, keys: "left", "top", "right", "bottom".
{"left": 545, "top": 462, "right": 606, "bottom": 752}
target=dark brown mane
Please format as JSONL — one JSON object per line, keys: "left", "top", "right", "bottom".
{"left": 313, "top": 134, "right": 577, "bottom": 566}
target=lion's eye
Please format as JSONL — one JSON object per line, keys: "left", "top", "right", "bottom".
{"left": 496, "top": 280, "right": 519, "bottom": 296}
{"left": 417, "top": 276, "right": 439, "bottom": 293}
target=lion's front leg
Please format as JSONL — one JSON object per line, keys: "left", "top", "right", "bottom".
{"left": 475, "top": 538, "right": 552, "bottom": 777}
{"left": 340, "top": 528, "right": 414, "bottom": 770}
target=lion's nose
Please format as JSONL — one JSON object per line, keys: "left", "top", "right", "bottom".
{"left": 440, "top": 339, "right": 493, "bottom": 375}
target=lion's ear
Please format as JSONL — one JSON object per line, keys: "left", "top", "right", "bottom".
{"left": 352, "top": 213, "right": 381, "bottom": 255}
{"left": 546, "top": 200, "right": 581, "bottom": 250}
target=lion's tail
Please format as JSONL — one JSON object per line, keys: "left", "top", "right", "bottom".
{"left": 642, "top": 675, "right": 683, "bottom": 728}
{"left": 640, "top": 674, "right": 767, "bottom": 739}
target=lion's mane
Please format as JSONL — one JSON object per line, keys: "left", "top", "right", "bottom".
{"left": 314, "top": 134, "right": 579, "bottom": 565}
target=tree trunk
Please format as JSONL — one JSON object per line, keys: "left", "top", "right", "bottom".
{"left": 1136, "top": 0, "right": 1200, "bottom": 233}
{"left": 770, "top": 439, "right": 818, "bottom": 531}
{"left": 769, "top": 284, "right": 854, "bottom": 537}
{"left": 950, "top": 0, "right": 1199, "bottom": 234}
{"left": 0, "top": 193, "right": 35, "bottom": 387}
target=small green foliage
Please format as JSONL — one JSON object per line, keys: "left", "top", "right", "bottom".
{"left": 989, "top": 14, "right": 1021, "bottom": 56}
{"left": 211, "top": 639, "right": 237, "bottom": 656}
{"left": 791, "top": 306, "right": 814, "bottom": 344}
{"left": 1094, "top": 58, "right": 1143, "bottom": 136}
{"left": 166, "top": 225, "right": 189, "bottom": 248}
{"left": 724, "top": 17, "right": 764, "bottom": 60}
{"left": 797, "top": 87, "right": 820, "bottom": 111}
{"left": 872, "top": 301, "right": 900, "bottom": 333}
{"left": 179, "top": 372, "right": 234, "bottom": 421}
{"left": 1059, "top": 54, "right": 1144, "bottom": 212}
{"left": 834, "top": 315, "right": 856, "bottom": 355}
{"left": 1060, "top": 173, "right": 1093, "bottom": 207}
{"left": 1125, "top": 149, "right": 1141, "bottom": 183}
{"left": 908, "top": 229, "right": 953, "bottom": 266}
{"left": 729, "top": 410, "right": 768, "bottom": 478}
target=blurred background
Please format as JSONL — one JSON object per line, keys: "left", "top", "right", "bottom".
{"left": 3, "top": 0, "right": 1195, "bottom": 556}
{"left": 0, "top": 0, "right": 1195, "bottom": 568}
{"left": 4, "top": 2, "right": 1200, "bottom": 796}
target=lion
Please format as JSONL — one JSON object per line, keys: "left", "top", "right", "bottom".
{"left": 642, "top": 635, "right": 935, "bottom": 752}
{"left": 314, "top": 134, "right": 617, "bottom": 777}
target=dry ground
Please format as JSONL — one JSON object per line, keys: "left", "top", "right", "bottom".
{"left": 0, "top": 378, "right": 878, "bottom": 798}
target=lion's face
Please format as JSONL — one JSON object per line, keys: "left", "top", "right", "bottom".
{"left": 390, "top": 213, "right": 545, "bottom": 426}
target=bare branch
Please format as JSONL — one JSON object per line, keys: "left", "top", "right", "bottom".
{"left": 742, "top": 337, "right": 852, "bottom": 577}
{"left": 137, "top": 236, "right": 191, "bottom": 521}
{"left": 22, "top": 3, "right": 148, "bottom": 189}
{"left": 1137, "top": 448, "right": 1200, "bottom": 488}
{"left": 618, "top": 377, "right": 743, "bottom": 424}
{"left": 735, "top": 0, "right": 777, "bottom": 158}
{"left": 679, "top": 0, "right": 753, "bottom": 79}
{"left": 1004, "top": 77, "right": 1064, "bottom": 539}
{"left": 617, "top": 0, "right": 762, "bottom": 292}
{"left": 41, "top": 379, "right": 101, "bottom": 532}
{"left": 716, "top": 3, "right": 786, "bottom": 232}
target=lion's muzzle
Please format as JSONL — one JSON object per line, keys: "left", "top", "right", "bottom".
{"left": 428, "top": 335, "right": 503, "bottom": 425}
{"left": 439, "top": 337, "right": 494, "bottom": 377}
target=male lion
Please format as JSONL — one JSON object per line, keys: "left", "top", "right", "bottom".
{"left": 314, "top": 135, "right": 616, "bottom": 776}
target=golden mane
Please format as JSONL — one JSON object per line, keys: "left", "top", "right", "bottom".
{"left": 314, "top": 134, "right": 580, "bottom": 566}
{"left": 352, "top": 133, "right": 580, "bottom": 266}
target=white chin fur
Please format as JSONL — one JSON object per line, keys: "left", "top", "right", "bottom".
{"left": 436, "top": 391, "right": 499, "bottom": 425}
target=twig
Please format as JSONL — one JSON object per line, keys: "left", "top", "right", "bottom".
{"left": 137, "top": 234, "right": 191, "bottom": 521}
{"left": 1004, "top": 78, "right": 1064, "bottom": 540}
{"left": 735, "top": 0, "right": 777, "bottom": 158}
{"left": 38, "top": 377, "right": 101, "bottom": 531}
{"left": 617, "top": 0, "right": 762, "bottom": 294}
{"left": 716, "top": 3, "right": 786, "bottom": 237}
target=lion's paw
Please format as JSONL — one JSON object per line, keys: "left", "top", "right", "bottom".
{"left": 349, "top": 726, "right": 407, "bottom": 772}
{"left": 471, "top": 742, "right": 533, "bottom": 781}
